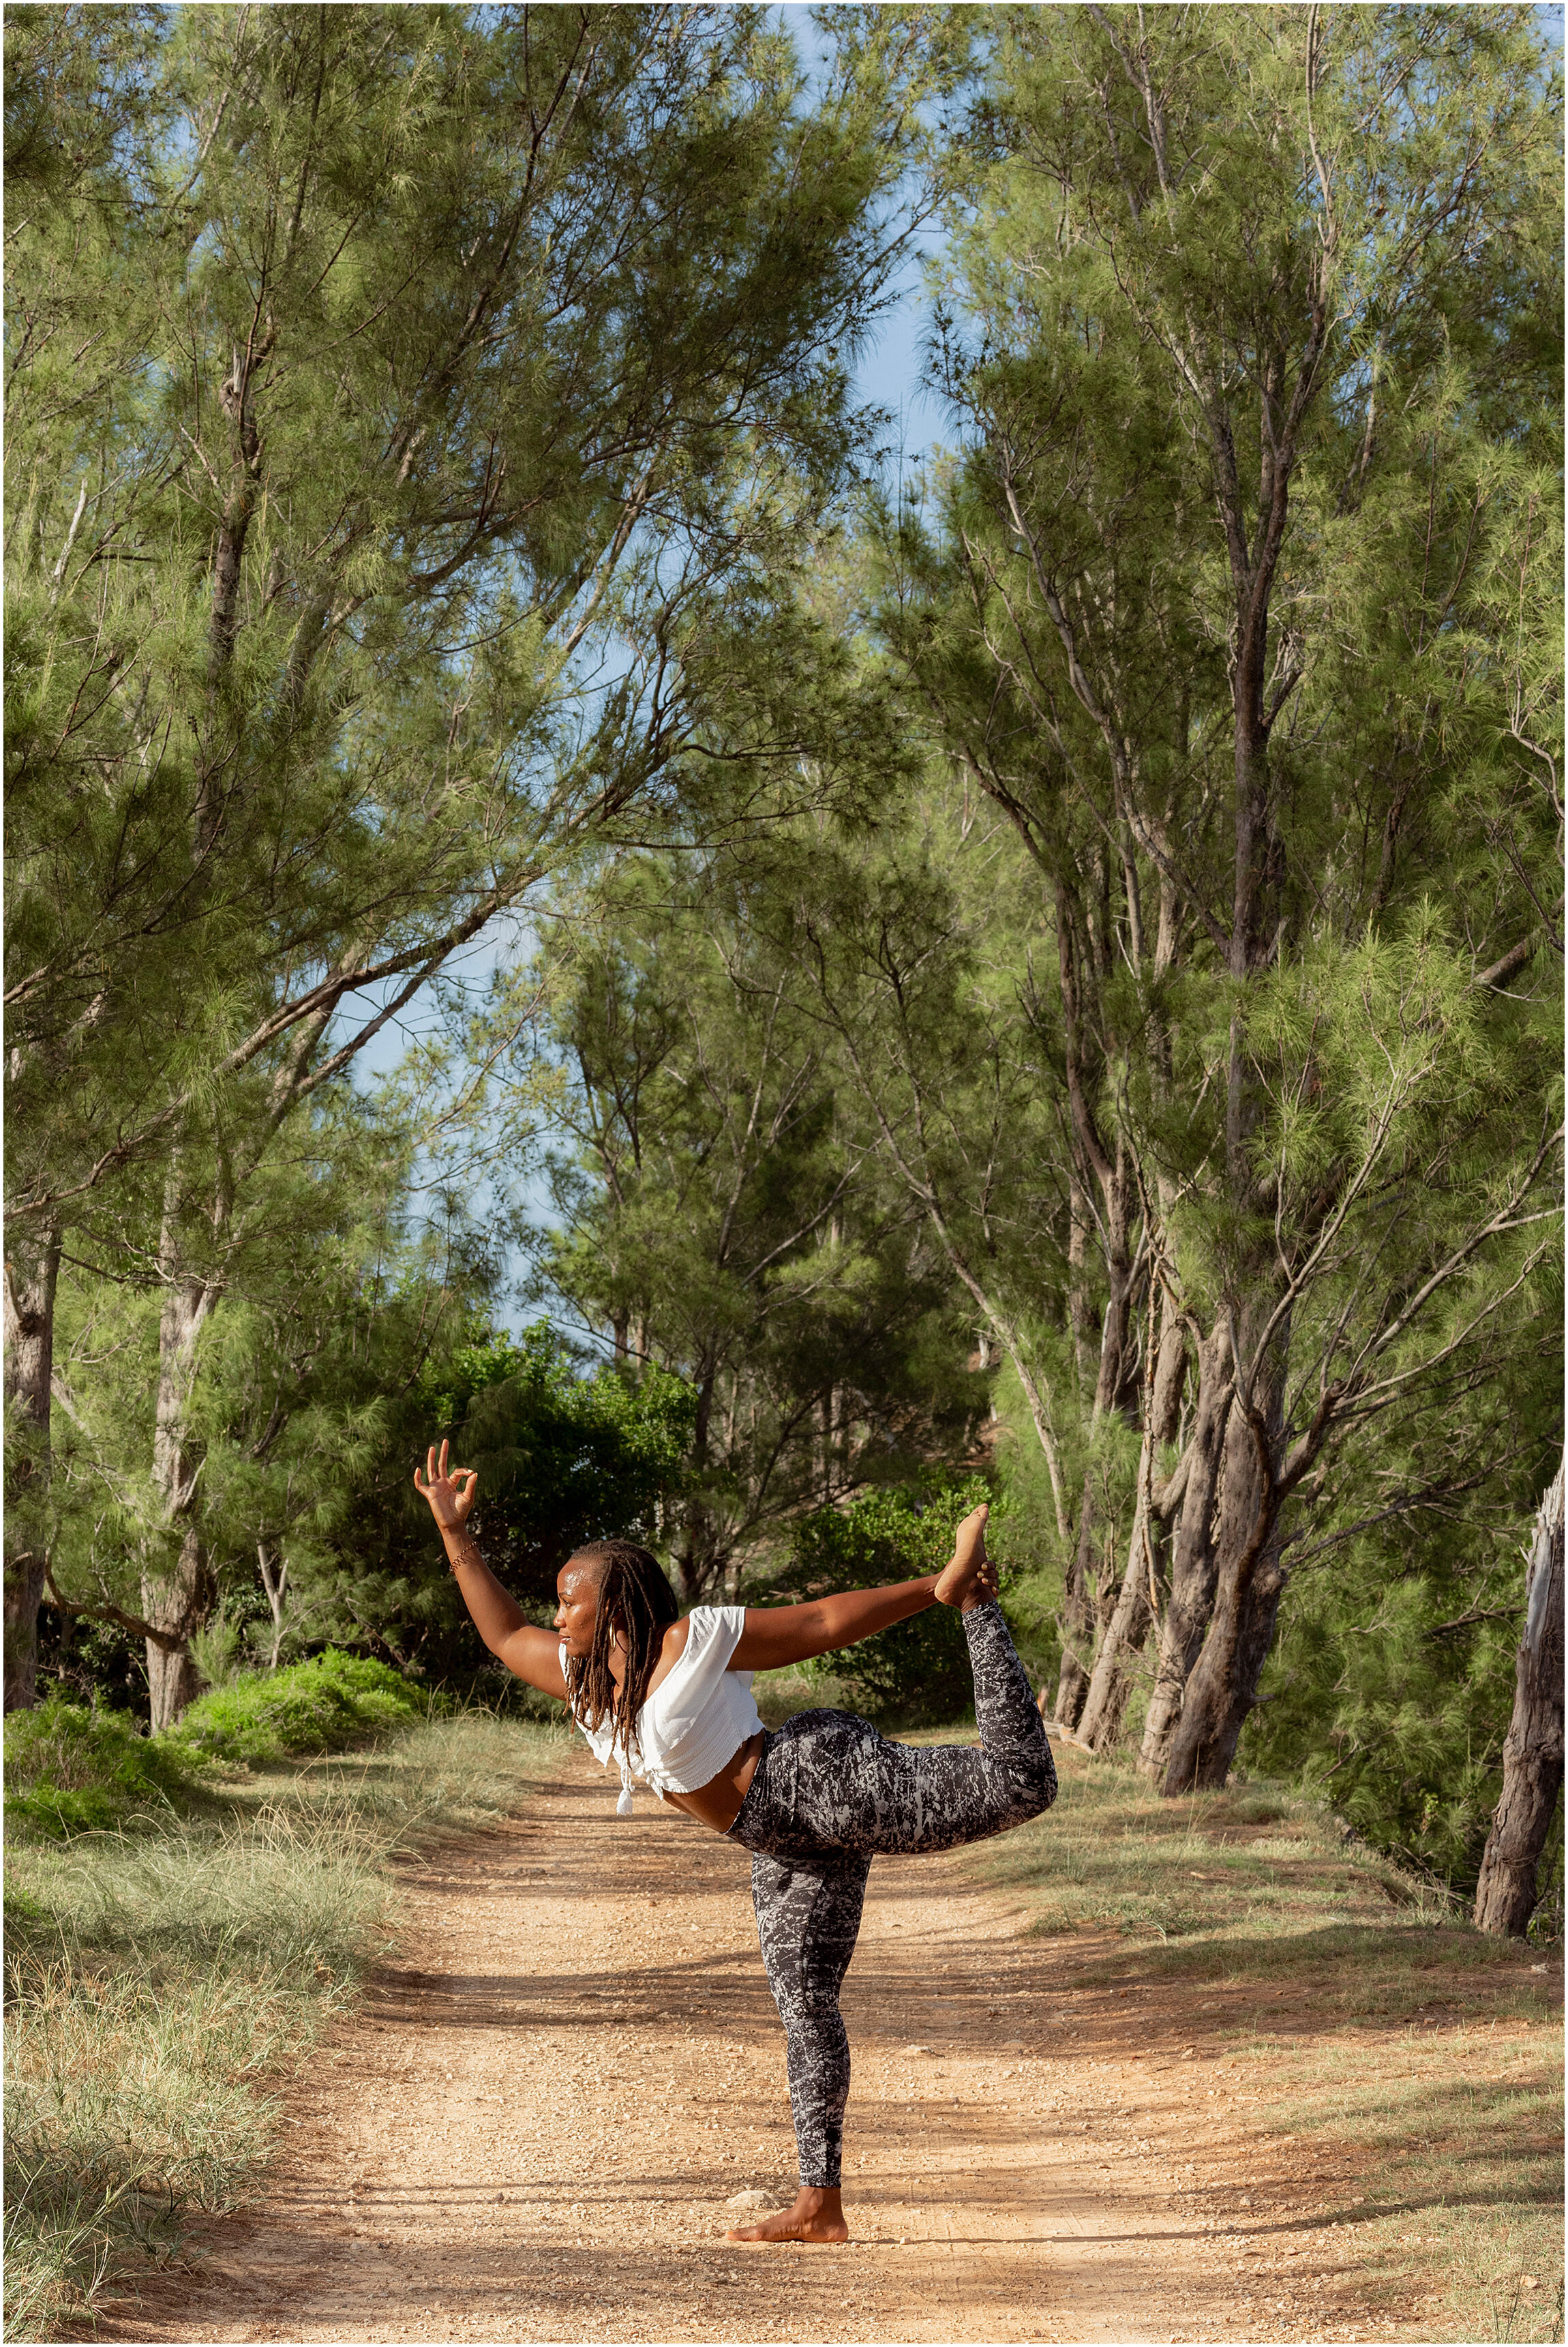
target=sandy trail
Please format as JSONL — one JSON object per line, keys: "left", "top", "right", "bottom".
{"left": 98, "top": 1746, "right": 1334, "bottom": 2344}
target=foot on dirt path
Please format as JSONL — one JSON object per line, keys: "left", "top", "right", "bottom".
{"left": 934, "top": 1504, "right": 996, "bottom": 1612}
{"left": 726, "top": 2185, "right": 848, "bottom": 2245}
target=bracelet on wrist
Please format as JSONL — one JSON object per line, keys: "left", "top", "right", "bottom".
{"left": 447, "top": 1531, "right": 483, "bottom": 1574}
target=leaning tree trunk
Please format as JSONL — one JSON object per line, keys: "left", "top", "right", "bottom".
{"left": 1053, "top": 1172, "right": 1136, "bottom": 1728}
{"left": 1139, "top": 1323, "right": 1233, "bottom": 1776}
{"left": 3, "top": 1226, "right": 62, "bottom": 1711}
{"left": 144, "top": 1260, "right": 217, "bottom": 1729}
{"left": 1078, "top": 1299, "right": 1187, "bottom": 1751}
{"left": 1162, "top": 1299, "right": 1289, "bottom": 1795}
{"left": 1474, "top": 1456, "right": 1565, "bottom": 1939}
{"left": 1053, "top": 1498, "right": 1098, "bottom": 1729}
{"left": 1053, "top": 1333, "right": 1109, "bottom": 1727}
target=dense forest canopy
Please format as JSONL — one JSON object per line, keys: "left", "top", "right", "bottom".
{"left": 5, "top": 3, "right": 1561, "bottom": 1909}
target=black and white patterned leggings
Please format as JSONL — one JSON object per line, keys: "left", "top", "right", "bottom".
{"left": 725, "top": 1601, "right": 1056, "bottom": 2189}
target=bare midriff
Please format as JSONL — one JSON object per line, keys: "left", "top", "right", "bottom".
{"left": 659, "top": 1729, "right": 767, "bottom": 1833}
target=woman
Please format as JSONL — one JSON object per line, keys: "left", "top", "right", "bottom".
{"left": 414, "top": 1439, "right": 1057, "bottom": 2245}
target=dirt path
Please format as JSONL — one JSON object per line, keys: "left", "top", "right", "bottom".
{"left": 98, "top": 1747, "right": 1389, "bottom": 2345}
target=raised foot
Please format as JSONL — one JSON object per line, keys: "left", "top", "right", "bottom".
{"left": 726, "top": 2187, "right": 848, "bottom": 2245}
{"left": 934, "top": 1503, "right": 997, "bottom": 1612}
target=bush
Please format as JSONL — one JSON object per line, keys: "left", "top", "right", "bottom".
{"left": 168, "top": 1648, "right": 425, "bottom": 1765}
{"left": 771, "top": 1478, "right": 995, "bottom": 1726}
{"left": 3, "top": 1699, "right": 206, "bottom": 1838}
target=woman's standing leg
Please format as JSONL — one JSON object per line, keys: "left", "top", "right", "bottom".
{"left": 727, "top": 1846, "right": 871, "bottom": 2243}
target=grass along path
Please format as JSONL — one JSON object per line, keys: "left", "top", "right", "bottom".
{"left": 3, "top": 1709, "right": 567, "bottom": 2342}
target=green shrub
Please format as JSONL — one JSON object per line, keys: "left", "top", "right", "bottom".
{"left": 770, "top": 1478, "right": 995, "bottom": 1726}
{"left": 3, "top": 1700, "right": 205, "bottom": 1839}
{"left": 168, "top": 1647, "right": 425, "bottom": 1765}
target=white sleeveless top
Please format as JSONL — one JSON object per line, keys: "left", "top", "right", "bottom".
{"left": 561, "top": 1605, "right": 764, "bottom": 1807}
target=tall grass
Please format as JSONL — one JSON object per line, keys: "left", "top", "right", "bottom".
{"left": 3, "top": 1709, "right": 567, "bottom": 2342}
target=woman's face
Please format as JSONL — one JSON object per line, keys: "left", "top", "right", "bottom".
{"left": 554, "top": 1561, "right": 603, "bottom": 1656}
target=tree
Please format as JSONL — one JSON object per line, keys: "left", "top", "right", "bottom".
{"left": 1474, "top": 1454, "right": 1565, "bottom": 1937}
{"left": 866, "top": 2, "right": 1562, "bottom": 1787}
{"left": 526, "top": 846, "right": 991, "bottom": 1600}
{"left": 40, "top": 1089, "right": 451, "bottom": 1687}
{"left": 5, "top": 3, "right": 954, "bottom": 1716}
{"left": 423, "top": 1326, "right": 697, "bottom": 1609}
{"left": 2, "top": 0, "right": 163, "bottom": 1709}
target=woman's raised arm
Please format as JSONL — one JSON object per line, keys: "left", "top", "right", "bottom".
{"left": 729, "top": 1507, "right": 997, "bottom": 1674}
{"left": 413, "top": 1440, "right": 568, "bottom": 1701}
{"left": 729, "top": 1576, "right": 938, "bottom": 1673}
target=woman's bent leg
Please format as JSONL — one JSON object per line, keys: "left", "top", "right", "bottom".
{"left": 965, "top": 1598, "right": 1059, "bottom": 1819}
{"left": 853, "top": 1600, "right": 1056, "bottom": 1853}
{"left": 750, "top": 1847, "right": 872, "bottom": 2189}
{"left": 730, "top": 1603, "right": 1056, "bottom": 1862}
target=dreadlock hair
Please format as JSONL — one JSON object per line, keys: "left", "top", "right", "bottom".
{"left": 561, "top": 1539, "right": 680, "bottom": 1759}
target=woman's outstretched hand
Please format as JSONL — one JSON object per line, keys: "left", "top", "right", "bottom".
{"left": 413, "top": 1438, "right": 478, "bottom": 1533}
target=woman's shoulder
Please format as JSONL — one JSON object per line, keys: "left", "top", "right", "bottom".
{"left": 659, "top": 1614, "right": 695, "bottom": 1666}
{"left": 657, "top": 1606, "right": 744, "bottom": 1670}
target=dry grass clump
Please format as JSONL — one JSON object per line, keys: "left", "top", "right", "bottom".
{"left": 3, "top": 1708, "right": 567, "bottom": 2342}
{"left": 981, "top": 1744, "right": 1462, "bottom": 1946}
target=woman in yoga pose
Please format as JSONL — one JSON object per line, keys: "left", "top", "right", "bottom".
{"left": 413, "top": 1439, "right": 1057, "bottom": 2245}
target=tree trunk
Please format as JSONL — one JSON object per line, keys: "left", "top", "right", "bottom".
{"left": 1474, "top": 1456, "right": 1565, "bottom": 1938}
{"left": 1053, "top": 1171, "right": 1136, "bottom": 1727}
{"left": 1079, "top": 1300, "right": 1186, "bottom": 1750}
{"left": 3, "top": 1227, "right": 62, "bottom": 1710}
{"left": 143, "top": 1523, "right": 209, "bottom": 1728}
{"left": 1053, "top": 1486, "right": 1098, "bottom": 1728}
{"left": 1162, "top": 1300, "right": 1288, "bottom": 1794}
{"left": 1077, "top": 1533, "right": 1151, "bottom": 1750}
{"left": 675, "top": 1368, "right": 723, "bottom": 1604}
{"left": 1139, "top": 1323, "right": 1232, "bottom": 1776}
{"left": 259, "top": 1540, "right": 288, "bottom": 1671}
{"left": 144, "top": 1257, "right": 217, "bottom": 1729}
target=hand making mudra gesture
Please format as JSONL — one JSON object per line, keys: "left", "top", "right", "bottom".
{"left": 414, "top": 1438, "right": 1057, "bottom": 2245}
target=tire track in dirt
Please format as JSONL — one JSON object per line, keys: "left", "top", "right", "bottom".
{"left": 94, "top": 1746, "right": 1335, "bottom": 2344}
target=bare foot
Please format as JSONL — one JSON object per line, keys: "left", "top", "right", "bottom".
{"left": 726, "top": 2185, "right": 849, "bottom": 2245}
{"left": 935, "top": 1504, "right": 997, "bottom": 1611}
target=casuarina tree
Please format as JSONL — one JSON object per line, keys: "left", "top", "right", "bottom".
{"left": 866, "top": 3, "right": 1562, "bottom": 1785}
{"left": 5, "top": 3, "right": 956, "bottom": 1716}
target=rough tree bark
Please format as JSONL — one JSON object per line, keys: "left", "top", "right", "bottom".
{"left": 1474, "top": 1456, "right": 1565, "bottom": 1938}
{"left": 3, "top": 1226, "right": 62, "bottom": 1710}
{"left": 1077, "top": 1291, "right": 1187, "bottom": 1750}
{"left": 1162, "top": 1300, "right": 1291, "bottom": 1793}
{"left": 1139, "top": 1322, "right": 1233, "bottom": 1775}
